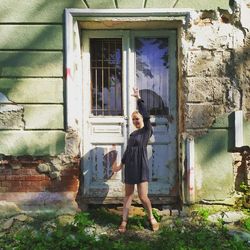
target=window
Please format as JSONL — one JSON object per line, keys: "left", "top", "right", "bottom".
{"left": 135, "top": 37, "right": 169, "bottom": 116}
{"left": 90, "top": 38, "right": 123, "bottom": 116}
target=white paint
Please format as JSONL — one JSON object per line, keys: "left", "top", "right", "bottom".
{"left": 238, "top": 0, "right": 250, "bottom": 30}
{"left": 0, "top": 92, "right": 12, "bottom": 103}
{"left": 235, "top": 110, "right": 243, "bottom": 147}
{"left": 66, "top": 8, "right": 194, "bottom": 17}
{"left": 186, "top": 136, "right": 195, "bottom": 204}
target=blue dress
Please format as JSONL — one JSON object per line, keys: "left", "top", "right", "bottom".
{"left": 121, "top": 99, "right": 153, "bottom": 184}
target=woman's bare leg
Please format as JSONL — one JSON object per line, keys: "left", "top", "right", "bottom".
{"left": 118, "top": 184, "right": 134, "bottom": 232}
{"left": 137, "top": 181, "right": 159, "bottom": 231}
{"left": 122, "top": 184, "right": 134, "bottom": 221}
{"left": 137, "top": 182, "right": 153, "bottom": 219}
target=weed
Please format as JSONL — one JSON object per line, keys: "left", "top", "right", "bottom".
{"left": 73, "top": 212, "right": 93, "bottom": 229}
{"left": 243, "top": 217, "right": 250, "bottom": 231}
{"left": 238, "top": 182, "right": 250, "bottom": 210}
{"left": 128, "top": 215, "right": 147, "bottom": 230}
{"left": 152, "top": 208, "right": 162, "bottom": 222}
{"left": 0, "top": 209, "right": 250, "bottom": 250}
{"left": 197, "top": 208, "right": 210, "bottom": 221}
{"left": 88, "top": 207, "right": 120, "bottom": 226}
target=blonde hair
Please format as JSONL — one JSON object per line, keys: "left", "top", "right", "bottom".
{"left": 131, "top": 110, "right": 143, "bottom": 118}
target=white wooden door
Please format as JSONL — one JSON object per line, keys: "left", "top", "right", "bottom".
{"left": 82, "top": 30, "right": 129, "bottom": 203}
{"left": 82, "top": 30, "right": 178, "bottom": 204}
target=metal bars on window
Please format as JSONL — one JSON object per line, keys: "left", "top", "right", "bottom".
{"left": 90, "top": 38, "right": 123, "bottom": 116}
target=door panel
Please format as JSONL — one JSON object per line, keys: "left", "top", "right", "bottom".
{"left": 132, "top": 31, "right": 177, "bottom": 199}
{"left": 82, "top": 31, "right": 128, "bottom": 200}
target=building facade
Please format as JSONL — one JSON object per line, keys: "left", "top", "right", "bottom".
{"left": 0, "top": 0, "right": 249, "bottom": 213}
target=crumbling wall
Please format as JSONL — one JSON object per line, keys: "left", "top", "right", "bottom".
{"left": 0, "top": 93, "right": 24, "bottom": 129}
{"left": 0, "top": 123, "right": 81, "bottom": 213}
{"left": 184, "top": 11, "right": 244, "bottom": 131}
{"left": 182, "top": 0, "right": 250, "bottom": 202}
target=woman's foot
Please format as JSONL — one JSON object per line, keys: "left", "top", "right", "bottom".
{"left": 149, "top": 217, "right": 159, "bottom": 231}
{"left": 118, "top": 220, "right": 127, "bottom": 233}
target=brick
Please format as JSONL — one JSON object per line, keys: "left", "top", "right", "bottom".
{"left": 23, "top": 175, "right": 47, "bottom": 181}
{"left": 1, "top": 181, "right": 15, "bottom": 187}
{"left": 0, "top": 187, "right": 8, "bottom": 192}
{"left": 7, "top": 181, "right": 48, "bottom": 192}
{"left": 47, "top": 179, "right": 79, "bottom": 192}
{"left": 0, "top": 176, "right": 6, "bottom": 181}
{"left": 61, "top": 168, "right": 79, "bottom": 176}
{"left": 6, "top": 175, "right": 25, "bottom": 181}
{"left": 12, "top": 168, "right": 39, "bottom": 175}
{"left": 0, "top": 169, "right": 12, "bottom": 175}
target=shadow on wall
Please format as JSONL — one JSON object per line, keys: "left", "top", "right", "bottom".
{"left": 140, "top": 89, "right": 170, "bottom": 120}
{"left": 76, "top": 148, "right": 119, "bottom": 208}
{"left": 228, "top": 112, "right": 249, "bottom": 191}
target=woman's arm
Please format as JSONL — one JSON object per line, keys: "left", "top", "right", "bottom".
{"left": 132, "top": 88, "right": 152, "bottom": 135}
{"left": 131, "top": 87, "right": 149, "bottom": 119}
{"left": 112, "top": 162, "right": 123, "bottom": 173}
{"left": 137, "top": 99, "right": 150, "bottom": 120}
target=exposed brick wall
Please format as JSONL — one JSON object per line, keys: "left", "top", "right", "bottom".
{"left": 0, "top": 166, "right": 79, "bottom": 193}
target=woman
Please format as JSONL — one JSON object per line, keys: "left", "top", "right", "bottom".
{"left": 112, "top": 87, "right": 159, "bottom": 233}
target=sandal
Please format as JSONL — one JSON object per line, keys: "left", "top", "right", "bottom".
{"left": 118, "top": 220, "right": 127, "bottom": 233}
{"left": 149, "top": 217, "right": 159, "bottom": 231}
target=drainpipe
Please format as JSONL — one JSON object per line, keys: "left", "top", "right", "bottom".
{"left": 186, "top": 136, "right": 195, "bottom": 204}
{"left": 235, "top": 110, "right": 243, "bottom": 148}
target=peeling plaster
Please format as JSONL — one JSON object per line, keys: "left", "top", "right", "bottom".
{"left": 0, "top": 92, "right": 24, "bottom": 129}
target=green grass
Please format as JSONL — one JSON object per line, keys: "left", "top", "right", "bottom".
{"left": 0, "top": 209, "right": 249, "bottom": 250}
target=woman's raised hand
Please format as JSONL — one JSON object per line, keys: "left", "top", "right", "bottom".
{"left": 131, "top": 87, "right": 141, "bottom": 99}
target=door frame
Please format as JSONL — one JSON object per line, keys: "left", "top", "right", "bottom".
{"left": 81, "top": 29, "right": 178, "bottom": 202}
{"left": 64, "top": 9, "right": 192, "bottom": 204}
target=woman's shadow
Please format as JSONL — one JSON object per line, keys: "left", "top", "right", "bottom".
{"left": 76, "top": 147, "right": 119, "bottom": 209}
{"left": 103, "top": 149, "right": 118, "bottom": 180}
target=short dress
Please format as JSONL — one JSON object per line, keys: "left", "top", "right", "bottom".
{"left": 121, "top": 99, "right": 153, "bottom": 184}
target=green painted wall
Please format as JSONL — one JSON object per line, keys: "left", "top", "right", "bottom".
{"left": 0, "top": 131, "right": 65, "bottom": 156}
{"left": 0, "top": 0, "right": 87, "bottom": 23}
{"left": 0, "top": 0, "right": 86, "bottom": 156}
{"left": 173, "top": 0, "right": 229, "bottom": 10}
{"left": 0, "top": 78, "right": 63, "bottom": 103}
{"left": 0, "top": 25, "right": 63, "bottom": 50}
{"left": 117, "top": 0, "right": 144, "bottom": 8}
{"left": 244, "top": 118, "right": 250, "bottom": 146}
{"left": 23, "top": 105, "right": 64, "bottom": 129}
{"left": 0, "top": 52, "right": 63, "bottom": 77}
{"left": 0, "top": 0, "right": 230, "bottom": 157}
{"left": 194, "top": 129, "right": 234, "bottom": 200}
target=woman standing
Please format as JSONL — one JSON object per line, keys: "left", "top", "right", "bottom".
{"left": 112, "top": 87, "right": 159, "bottom": 233}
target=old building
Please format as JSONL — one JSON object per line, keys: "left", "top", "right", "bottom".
{"left": 0, "top": 0, "right": 249, "bottom": 214}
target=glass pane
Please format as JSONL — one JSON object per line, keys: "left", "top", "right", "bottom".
{"left": 90, "top": 38, "right": 123, "bottom": 116}
{"left": 135, "top": 38, "right": 169, "bottom": 116}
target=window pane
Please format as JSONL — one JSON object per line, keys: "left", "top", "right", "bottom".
{"left": 90, "top": 38, "right": 123, "bottom": 116}
{"left": 135, "top": 38, "right": 169, "bottom": 116}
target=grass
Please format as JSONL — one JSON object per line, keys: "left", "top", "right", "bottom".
{"left": 0, "top": 208, "right": 250, "bottom": 250}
